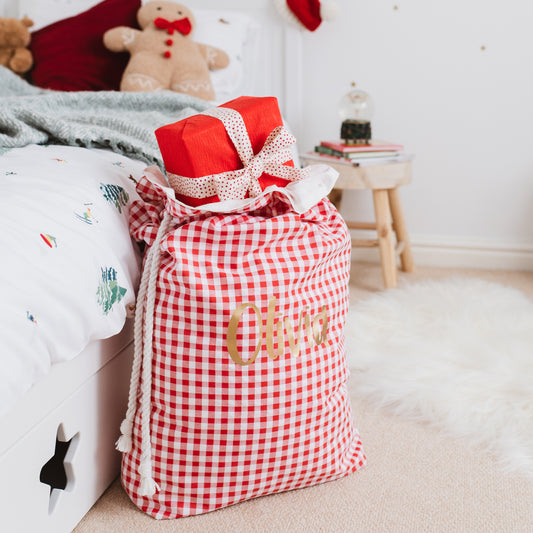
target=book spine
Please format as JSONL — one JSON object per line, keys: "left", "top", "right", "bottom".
{"left": 319, "top": 141, "right": 371, "bottom": 153}
{"left": 319, "top": 140, "right": 404, "bottom": 153}
{"left": 303, "top": 152, "right": 358, "bottom": 166}
{"left": 314, "top": 145, "right": 351, "bottom": 159}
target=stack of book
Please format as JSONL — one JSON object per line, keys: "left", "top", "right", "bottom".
{"left": 303, "top": 140, "right": 410, "bottom": 167}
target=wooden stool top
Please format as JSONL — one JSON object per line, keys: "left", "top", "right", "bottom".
{"left": 300, "top": 157, "right": 413, "bottom": 191}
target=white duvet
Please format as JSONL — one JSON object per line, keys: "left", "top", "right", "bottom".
{"left": 0, "top": 144, "right": 147, "bottom": 418}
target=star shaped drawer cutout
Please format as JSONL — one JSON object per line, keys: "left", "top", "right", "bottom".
{"left": 39, "top": 424, "right": 79, "bottom": 514}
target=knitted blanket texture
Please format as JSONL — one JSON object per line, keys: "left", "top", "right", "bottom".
{"left": 0, "top": 66, "right": 210, "bottom": 167}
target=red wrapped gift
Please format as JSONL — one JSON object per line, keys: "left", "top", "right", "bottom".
{"left": 155, "top": 96, "right": 302, "bottom": 207}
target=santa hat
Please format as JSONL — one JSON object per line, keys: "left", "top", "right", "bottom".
{"left": 274, "top": 0, "right": 340, "bottom": 32}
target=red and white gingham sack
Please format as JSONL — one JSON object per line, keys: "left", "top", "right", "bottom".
{"left": 117, "top": 104, "right": 366, "bottom": 519}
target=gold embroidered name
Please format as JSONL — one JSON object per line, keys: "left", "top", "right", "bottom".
{"left": 226, "top": 296, "right": 328, "bottom": 366}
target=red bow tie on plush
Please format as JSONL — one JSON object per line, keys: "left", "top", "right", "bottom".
{"left": 154, "top": 17, "right": 192, "bottom": 36}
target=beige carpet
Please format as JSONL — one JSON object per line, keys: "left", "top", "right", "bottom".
{"left": 74, "top": 263, "right": 533, "bottom": 533}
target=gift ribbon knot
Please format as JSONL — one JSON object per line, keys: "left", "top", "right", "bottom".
{"left": 167, "top": 106, "right": 307, "bottom": 201}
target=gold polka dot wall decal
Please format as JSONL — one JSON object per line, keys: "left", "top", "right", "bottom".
{"left": 394, "top": 5, "right": 399, "bottom": 10}
{"left": 481, "top": 45, "right": 486, "bottom": 50}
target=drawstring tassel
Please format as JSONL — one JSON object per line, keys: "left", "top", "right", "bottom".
{"left": 138, "top": 459, "right": 160, "bottom": 497}
{"left": 115, "top": 418, "right": 134, "bottom": 453}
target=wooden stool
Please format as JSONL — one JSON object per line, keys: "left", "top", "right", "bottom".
{"left": 301, "top": 157, "right": 414, "bottom": 288}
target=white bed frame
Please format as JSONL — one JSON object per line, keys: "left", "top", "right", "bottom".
{"left": 0, "top": 1, "right": 302, "bottom": 532}
{"left": 0, "top": 323, "right": 133, "bottom": 533}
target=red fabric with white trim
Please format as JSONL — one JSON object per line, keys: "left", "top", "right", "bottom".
{"left": 121, "top": 175, "right": 366, "bottom": 519}
{"left": 154, "top": 96, "right": 296, "bottom": 207}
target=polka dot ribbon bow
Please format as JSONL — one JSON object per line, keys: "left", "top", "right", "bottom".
{"left": 167, "top": 106, "right": 307, "bottom": 202}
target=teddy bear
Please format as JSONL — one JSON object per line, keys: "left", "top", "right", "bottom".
{"left": 103, "top": 0, "right": 229, "bottom": 101}
{"left": 0, "top": 16, "right": 34, "bottom": 76}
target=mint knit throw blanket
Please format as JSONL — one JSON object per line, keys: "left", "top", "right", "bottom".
{"left": 0, "top": 66, "right": 211, "bottom": 167}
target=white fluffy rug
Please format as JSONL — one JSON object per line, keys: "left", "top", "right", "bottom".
{"left": 346, "top": 277, "right": 533, "bottom": 476}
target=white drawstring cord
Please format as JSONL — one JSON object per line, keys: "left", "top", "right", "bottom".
{"left": 116, "top": 210, "right": 173, "bottom": 497}
{"left": 115, "top": 237, "right": 156, "bottom": 454}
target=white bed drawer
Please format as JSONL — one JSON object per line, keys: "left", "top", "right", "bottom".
{"left": 0, "top": 337, "right": 133, "bottom": 533}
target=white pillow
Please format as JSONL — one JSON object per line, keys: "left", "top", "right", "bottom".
{"left": 17, "top": 0, "right": 98, "bottom": 30}
{"left": 191, "top": 9, "right": 260, "bottom": 103}
{"left": 15, "top": 0, "right": 260, "bottom": 102}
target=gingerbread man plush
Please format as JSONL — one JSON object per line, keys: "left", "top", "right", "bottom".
{"left": 103, "top": 0, "right": 229, "bottom": 100}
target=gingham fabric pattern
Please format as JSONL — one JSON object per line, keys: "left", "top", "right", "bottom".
{"left": 121, "top": 174, "right": 366, "bottom": 519}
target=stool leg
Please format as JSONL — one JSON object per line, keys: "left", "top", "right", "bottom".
{"left": 372, "top": 189, "right": 397, "bottom": 289}
{"left": 388, "top": 187, "right": 414, "bottom": 273}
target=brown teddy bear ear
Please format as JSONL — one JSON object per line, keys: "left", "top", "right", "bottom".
{"left": 22, "top": 16, "right": 34, "bottom": 28}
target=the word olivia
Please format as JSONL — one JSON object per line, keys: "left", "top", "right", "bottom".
{"left": 226, "top": 296, "right": 328, "bottom": 366}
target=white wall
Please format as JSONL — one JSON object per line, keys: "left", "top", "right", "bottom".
{"left": 1, "top": 0, "right": 531, "bottom": 268}
{"left": 0, "top": 0, "right": 19, "bottom": 16}
{"left": 298, "top": 0, "right": 533, "bottom": 269}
